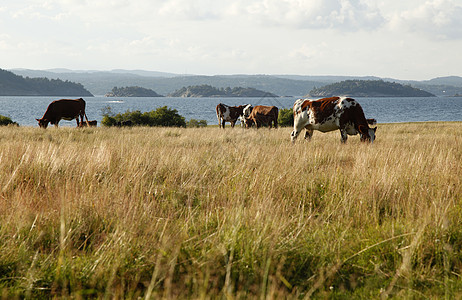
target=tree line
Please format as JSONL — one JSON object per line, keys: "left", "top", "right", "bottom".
{"left": 0, "top": 69, "right": 93, "bottom": 96}
{"left": 309, "top": 79, "right": 436, "bottom": 97}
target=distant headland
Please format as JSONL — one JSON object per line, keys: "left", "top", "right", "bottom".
{"left": 307, "top": 80, "right": 436, "bottom": 97}
{"left": 105, "top": 86, "right": 163, "bottom": 97}
{"left": 167, "top": 84, "right": 278, "bottom": 97}
{"left": 0, "top": 68, "right": 92, "bottom": 96}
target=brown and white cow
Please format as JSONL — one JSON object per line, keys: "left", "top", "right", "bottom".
{"left": 244, "top": 105, "right": 278, "bottom": 129}
{"left": 290, "top": 97, "right": 377, "bottom": 143}
{"left": 36, "top": 98, "right": 89, "bottom": 128}
{"left": 216, "top": 103, "right": 247, "bottom": 128}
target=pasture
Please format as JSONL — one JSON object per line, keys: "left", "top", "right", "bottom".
{"left": 0, "top": 122, "right": 461, "bottom": 298}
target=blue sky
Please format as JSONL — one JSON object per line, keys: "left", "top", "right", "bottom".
{"left": 1, "top": 0, "right": 461, "bottom": 80}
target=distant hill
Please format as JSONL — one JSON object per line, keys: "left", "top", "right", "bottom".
{"left": 168, "top": 85, "right": 278, "bottom": 97}
{"left": 308, "top": 80, "right": 436, "bottom": 97}
{"left": 105, "top": 86, "right": 163, "bottom": 97}
{"left": 9, "top": 69, "right": 462, "bottom": 97}
{"left": 10, "top": 69, "right": 320, "bottom": 96}
{"left": 0, "top": 69, "right": 93, "bottom": 96}
{"left": 423, "top": 76, "right": 462, "bottom": 86}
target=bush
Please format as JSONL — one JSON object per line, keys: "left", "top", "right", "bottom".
{"left": 101, "top": 106, "right": 186, "bottom": 127}
{"left": 0, "top": 115, "right": 18, "bottom": 126}
{"left": 278, "top": 108, "right": 294, "bottom": 127}
{"left": 187, "top": 119, "right": 207, "bottom": 128}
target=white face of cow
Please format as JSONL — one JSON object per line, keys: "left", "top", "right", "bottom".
{"left": 242, "top": 104, "right": 252, "bottom": 117}
{"left": 241, "top": 104, "right": 253, "bottom": 127}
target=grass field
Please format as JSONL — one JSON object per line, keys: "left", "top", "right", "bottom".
{"left": 0, "top": 122, "right": 461, "bottom": 299}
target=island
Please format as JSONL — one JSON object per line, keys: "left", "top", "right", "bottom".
{"left": 0, "top": 68, "right": 93, "bottom": 96}
{"left": 168, "top": 84, "right": 278, "bottom": 97}
{"left": 105, "top": 86, "right": 163, "bottom": 97}
{"left": 308, "top": 80, "right": 435, "bottom": 97}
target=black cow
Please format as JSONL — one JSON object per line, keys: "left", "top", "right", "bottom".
{"left": 36, "top": 98, "right": 89, "bottom": 128}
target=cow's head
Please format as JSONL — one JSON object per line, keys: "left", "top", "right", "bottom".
{"left": 36, "top": 118, "right": 50, "bottom": 129}
{"left": 243, "top": 104, "right": 252, "bottom": 117}
{"left": 244, "top": 117, "right": 254, "bottom": 128}
{"left": 240, "top": 104, "right": 253, "bottom": 127}
{"left": 359, "top": 126, "right": 377, "bottom": 143}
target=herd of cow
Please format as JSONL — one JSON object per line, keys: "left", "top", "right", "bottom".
{"left": 217, "top": 96, "right": 377, "bottom": 143}
{"left": 36, "top": 96, "right": 377, "bottom": 143}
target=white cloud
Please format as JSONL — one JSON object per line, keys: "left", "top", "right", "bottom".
{"left": 2, "top": 0, "right": 462, "bottom": 79}
{"left": 230, "top": 0, "right": 385, "bottom": 31}
{"left": 388, "top": 0, "right": 462, "bottom": 39}
{"left": 157, "top": 0, "right": 222, "bottom": 20}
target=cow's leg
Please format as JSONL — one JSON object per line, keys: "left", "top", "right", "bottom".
{"left": 255, "top": 118, "right": 260, "bottom": 129}
{"left": 221, "top": 120, "right": 226, "bottom": 128}
{"left": 79, "top": 114, "right": 85, "bottom": 127}
{"left": 230, "top": 121, "right": 235, "bottom": 128}
{"left": 84, "top": 113, "right": 90, "bottom": 126}
{"left": 339, "top": 129, "right": 348, "bottom": 143}
{"left": 291, "top": 123, "right": 305, "bottom": 143}
{"left": 291, "top": 113, "right": 310, "bottom": 143}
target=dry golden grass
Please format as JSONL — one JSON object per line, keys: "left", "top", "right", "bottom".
{"left": 0, "top": 122, "right": 461, "bottom": 298}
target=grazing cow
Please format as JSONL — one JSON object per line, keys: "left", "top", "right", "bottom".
{"left": 216, "top": 103, "right": 247, "bottom": 128}
{"left": 36, "top": 98, "right": 89, "bottom": 128}
{"left": 79, "top": 120, "right": 97, "bottom": 127}
{"left": 240, "top": 104, "right": 253, "bottom": 127}
{"left": 244, "top": 105, "right": 278, "bottom": 129}
{"left": 290, "top": 97, "right": 377, "bottom": 143}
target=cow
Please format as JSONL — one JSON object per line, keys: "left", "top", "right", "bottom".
{"left": 244, "top": 105, "right": 278, "bottom": 129}
{"left": 240, "top": 104, "right": 253, "bottom": 127}
{"left": 36, "top": 98, "right": 89, "bottom": 129}
{"left": 216, "top": 103, "right": 248, "bottom": 128}
{"left": 290, "top": 97, "right": 377, "bottom": 143}
{"left": 78, "top": 120, "right": 97, "bottom": 127}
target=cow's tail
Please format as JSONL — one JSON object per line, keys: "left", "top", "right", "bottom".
{"left": 216, "top": 103, "right": 222, "bottom": 128}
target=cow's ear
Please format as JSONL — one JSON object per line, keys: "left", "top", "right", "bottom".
{"left": 36, "top": 119, "right": 40, "bottom": 121}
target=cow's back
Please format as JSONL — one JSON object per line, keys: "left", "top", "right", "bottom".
{"left": 45, "top": 99, "right": 85, "bottom": 120}
{"left": 250, "top": 105, "right": 277, "bottom": 117}
{"left": 249, "top": 105, "right": 278, "bottom": 127}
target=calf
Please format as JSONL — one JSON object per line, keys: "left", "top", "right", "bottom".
{"left": 291, "top": 97, "right": 377, "bottom": 143}
{"left": 79, "top": 120, "right": 97, "bottom": 127}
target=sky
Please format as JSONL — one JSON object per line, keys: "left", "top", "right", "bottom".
{"left": 1, "top": 0, "right": 462, "bottom": 80}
